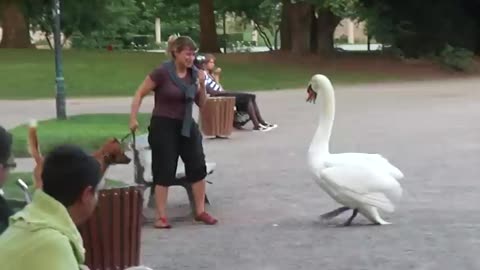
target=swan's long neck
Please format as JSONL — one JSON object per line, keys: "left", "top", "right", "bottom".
{"left": 308, "top": 79, "right": 335, "bottom": 161}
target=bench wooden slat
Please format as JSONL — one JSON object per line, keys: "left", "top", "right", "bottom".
{"left": 79, "top": 187, "right": 143, "bottom": 270}
{"left": 112, "top": 190, "right": 121, "bottom": 268}
{"left": 99, "top": 191, "right": 112, "bottom": 269}
{"left": 88, "top": 207, "right": 102, "bottom": 269}
{"left": 199, "top": 96, "right": 235, "bottom": 138}
{"left": 131, "top": 187, "right": 142, "bottom": 266}
{"left": 122, "top": 188, "right": 132, "bottom": 268}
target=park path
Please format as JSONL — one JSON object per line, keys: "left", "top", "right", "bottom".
{"left": 2, "top": 77, "right": 479, "bottom": 129}
{"left": 2, "top": 76, "right": 480, "bottom": 269}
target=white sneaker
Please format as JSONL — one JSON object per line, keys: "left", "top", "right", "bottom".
{"left": 254, "top": 125, "right": 273, "bottom": 132}
{"left": 260, "top": 123, "right": 278, "bottom": 129}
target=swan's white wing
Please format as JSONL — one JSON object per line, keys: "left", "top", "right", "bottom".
{"left": 320, "top": 164, "right": 403, "bottom": 213}
{"left": 326, "top": 153, "right": 404, "bottom": 180}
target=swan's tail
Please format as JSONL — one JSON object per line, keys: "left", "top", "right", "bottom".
{"left": 361, "top": 206, "right": 392, "bottom": 225}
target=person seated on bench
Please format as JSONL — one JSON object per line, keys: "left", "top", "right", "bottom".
{"left": 197, "top": 54, "right": 278, "bottom": 132}
{"left": 0, "top": 144, "right": 102, "bottom": 270}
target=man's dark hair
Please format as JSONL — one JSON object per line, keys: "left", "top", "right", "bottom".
{"left": 41, "top": 144, "right": 102, "bottom": 207}
{"left": 0, "top": 126, "right": 12, "bottom": 166}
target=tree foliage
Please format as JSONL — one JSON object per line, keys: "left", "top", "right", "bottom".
{"left": 306, "top": 0, "right": 360, "bottom": 18}
{"left": 218, "top": 0, "right": 281, "bottom": 50}
{"left": 2, "top": 0, "right": 479, "bottom": 59}
{"left": 27, "top": 0, "right": 113, "bottom": 41}
{"left": 70, "top": 0, "right": 143, "bottom": 49}
{"left": 358, "top": 0, "right": 480, "bottom": 58}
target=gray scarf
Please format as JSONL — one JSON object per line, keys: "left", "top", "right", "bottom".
{"left": 163, "top": 60, "right": 199, "bottom": 137}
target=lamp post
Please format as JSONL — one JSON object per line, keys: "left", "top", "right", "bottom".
{"left": 52, "top": 0, "right": 66, "bottom": 119}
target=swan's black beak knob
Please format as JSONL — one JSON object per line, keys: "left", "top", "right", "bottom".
{"left": 306, "top": 84, "right": 316, "bottom": 103}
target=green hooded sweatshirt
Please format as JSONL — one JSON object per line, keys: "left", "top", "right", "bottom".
{"left": 0, "top": 189, "right": 85, "bottom": 270}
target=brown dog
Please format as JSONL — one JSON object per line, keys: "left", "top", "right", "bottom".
{"left": 28, "top": 119, "right": 131, "bottom": 189}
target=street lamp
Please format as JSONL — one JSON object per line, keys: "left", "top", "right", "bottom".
{"left": 52, "top": 0, "right": 66, "bottom": 119}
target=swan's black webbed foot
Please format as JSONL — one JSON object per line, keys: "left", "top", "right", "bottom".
{"left": 343, "top": 209, "right": 358, "bottom": 226}
{"left": 320, "top": 206, "right": 350, "bottom": 220}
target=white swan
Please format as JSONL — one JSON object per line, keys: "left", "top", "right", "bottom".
{"left": 306, "top": 74, "right": 404, "bottom": 226}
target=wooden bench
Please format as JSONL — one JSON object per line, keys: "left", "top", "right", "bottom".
{"left": 198, "top": 96, "right": 236, "bottom": 138}
{"left": 78, "top": 186, "right": 143, "bottom": 270}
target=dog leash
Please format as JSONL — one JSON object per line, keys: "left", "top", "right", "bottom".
{"left": 120, "top": 132, "right": 132, "bottom": 144}
{"left": 131, "top": 130, "right": 136, "bottom": 149}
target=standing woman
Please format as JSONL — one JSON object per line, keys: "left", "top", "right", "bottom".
{"left": 129, "top": 36, "right": 218, "bottom": 228}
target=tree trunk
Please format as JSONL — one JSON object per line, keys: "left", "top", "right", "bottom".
{"left": 315, "top": 8, "right": 341, "bottom": 56}
{"left": 289, "top": 1, "right": 312, "bottom": 55}
{"left": 45, "top": 33, "right": 53, "bottom": 49}
{"left": 274, "top": 27, "right": 280, "bottom": 50}
{"left": 280, "top": 0, "right": 291, "bottom": 51}
{"left": 475, "top": 26, "right": 480, "bottom": 55}
{"left": 309, "top": 7, "right": 318, "bottom": 53}
{"left": 199, "top": 0, "right": 220, "bottom": 53}
{"left": 0, "top": 0, "right": 32, "bottom": 48}
{"left": 367, "top": 34, "right": 371, "bottom": 51}
{"left": 222, "top": 12, "right": 227, "bottom": 53}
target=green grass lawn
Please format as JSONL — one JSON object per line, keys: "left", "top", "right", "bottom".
{"left": 2, "top": 172, "right": 128, "bottom": 210}
{"left": 9, "top": 113, "right": 150, "bottom": 157}
{"left": 0, "top": 49, "right": 403, "bottom": 99}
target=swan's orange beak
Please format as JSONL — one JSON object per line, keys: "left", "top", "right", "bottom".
{"left": 306, "top": 84, "right": 317, "bottom": 103}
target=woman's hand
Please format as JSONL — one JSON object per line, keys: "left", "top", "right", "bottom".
{"left": 129, "top": 117, "right": 139, "bottom": 132}
{"left": 198, "top": 71, "right": 206, "bottom": 87}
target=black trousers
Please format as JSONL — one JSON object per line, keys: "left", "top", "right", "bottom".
{"left": 148, "top": 116, "right": 207, "bottom": 187}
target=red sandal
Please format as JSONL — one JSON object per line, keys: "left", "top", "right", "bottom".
{"left": 194, "top": 212, "right": 218, "bottom": 225}
{"left": 154, "top": 217, "right": 172, "bottom": 229}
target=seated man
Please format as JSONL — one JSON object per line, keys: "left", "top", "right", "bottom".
{"left": 0, "top": 125, "right": 14, "bottom": 234}
{"left": 0, "top": 144, "right": 103, "bottom": 270}
{"left": 196, "top": 54, "right": 278, "bottom": 132}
